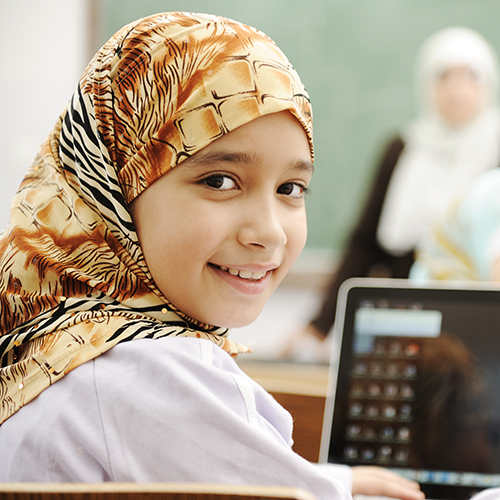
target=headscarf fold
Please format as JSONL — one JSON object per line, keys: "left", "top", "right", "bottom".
{"left": 0, "top": 12, "right": 313, "bottom": 423}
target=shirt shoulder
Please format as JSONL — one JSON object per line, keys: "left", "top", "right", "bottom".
{"left": 97, "top": 336, "right": 292, "bottom": 431}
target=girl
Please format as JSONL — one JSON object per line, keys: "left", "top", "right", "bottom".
{"left": 0, "top": 11, "right": 421, "bottom": 500}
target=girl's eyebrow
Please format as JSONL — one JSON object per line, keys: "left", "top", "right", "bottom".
{"left": 185, "top": 150, "right": 256, "bottom": 167}
{"left": 184, "top": 150, "right": 314, "bottom": 173}
{"left": 292, "top": 159, "right": 315, "bottom": 174}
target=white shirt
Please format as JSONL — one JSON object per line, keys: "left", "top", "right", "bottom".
{"left": 0, "top": 336, "right": 351, "bottom": 500}
{"left": 471, "top": 488, "right": 500, "bottom": 500}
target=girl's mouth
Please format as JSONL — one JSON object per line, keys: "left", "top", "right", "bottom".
{"left": 210, "top": 264, "right": 267, "bottom": 281}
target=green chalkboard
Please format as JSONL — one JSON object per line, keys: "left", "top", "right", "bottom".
{"left": 99, "top": 0, "right": 500, "bottom": 252}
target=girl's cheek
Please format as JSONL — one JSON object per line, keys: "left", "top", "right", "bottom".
{"left": 492, "top": 256, "right": 500, "bottom": 281}
{"left": 289, "top": 217, "right": 308, "bottom": 254}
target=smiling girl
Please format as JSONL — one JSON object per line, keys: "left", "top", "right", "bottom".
{"left": 131, "top": 111, "right": 312, "bottom": 328}
{"left": 0, "top": 11, "right": 422, "bottom": 500}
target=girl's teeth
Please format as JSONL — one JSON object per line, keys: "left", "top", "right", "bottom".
{"left": 219, "top": 266, "right": 266, "bottom": 280}
{"left": 238, "top": 270, "right": 253, "bottom": 279}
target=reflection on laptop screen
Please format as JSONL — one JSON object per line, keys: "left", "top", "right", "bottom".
{"left": 322, "top": 278, "right": 500, "bottom": 500}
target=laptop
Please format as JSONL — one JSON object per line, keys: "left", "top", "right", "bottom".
{"left": 319, "top": 277, "right": 500, "bottom": 500}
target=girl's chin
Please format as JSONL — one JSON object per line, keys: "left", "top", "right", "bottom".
{"left": 195, "top": 306, "right": 265, "bottom": 330}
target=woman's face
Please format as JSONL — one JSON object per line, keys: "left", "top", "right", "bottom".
{"left": 131, "top": 111, "right": 312, "bottom": 327}
{"left": 433, "top": 65, "right": 487, "bottom": 126}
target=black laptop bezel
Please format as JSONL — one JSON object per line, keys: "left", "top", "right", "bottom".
{"left": 319, "top": 277, "right": 500, "bottom": 500}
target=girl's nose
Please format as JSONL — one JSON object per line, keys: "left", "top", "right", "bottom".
{"left": 237, "top": 201, "right": 287, "bottom": 250}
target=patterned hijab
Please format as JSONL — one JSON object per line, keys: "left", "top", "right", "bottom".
{"left": 0, "top": 12, "right": 313, "bottom": 423}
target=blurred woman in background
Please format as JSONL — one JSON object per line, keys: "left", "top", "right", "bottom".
{"left": 298, "top": 27, "right": 500, "bottom": 348}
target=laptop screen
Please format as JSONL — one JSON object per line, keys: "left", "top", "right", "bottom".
{"left": 320, "top": 278, "right": 500, "bottom": 500}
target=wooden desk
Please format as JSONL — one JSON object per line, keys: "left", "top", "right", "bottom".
{"left": 0, "top": 483, "right": 317, "bottom": 500}
{"left": 238, "top": 361, "right": 330, "bottom": 463}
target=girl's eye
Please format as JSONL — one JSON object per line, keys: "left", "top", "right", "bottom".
{"left": 203, "top": 174, "right": 237, "bottom": 190}
{"left": 277, "top": 182, "right": 308, "bottom": 198}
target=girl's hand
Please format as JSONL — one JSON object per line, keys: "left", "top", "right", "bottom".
{"left": 352, "top": 466, "right": 425, "bottom": 499}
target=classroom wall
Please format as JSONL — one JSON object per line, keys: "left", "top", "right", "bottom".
{"left": 98, "top": 0, "right": 500, "bottom": 255}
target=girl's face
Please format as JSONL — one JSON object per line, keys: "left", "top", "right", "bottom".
{"left": 131, "top": 111, "right": 313, "bottom": 327}
{"left": 433, "top": 65, "right": 487, "bottom": 126}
